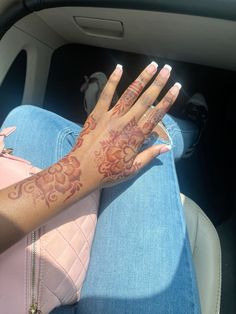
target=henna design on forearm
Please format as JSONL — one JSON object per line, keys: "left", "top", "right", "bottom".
{"left": 112, "top": 80, "right": 143, "bottom": 116}
{"left": 7, "top": 115, "right": 98, "bottom": 206}
{"left": 8, "top": 155, "right": 82, "bottom": 207}
{"left": 8, "top": 115, "right": 97, "bottom": 207}
{"left": 95, "top": 117, "right": 144, "bottom": 183}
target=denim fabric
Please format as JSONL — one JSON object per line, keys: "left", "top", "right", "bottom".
{"left": 1, "top": 105, "right": 80, "bottom": 167}
{"left": 1, "top": 105, "right": 200, "bottom": 314}
{"left": 162, "top": 114, "right": 199, "bottom": 160}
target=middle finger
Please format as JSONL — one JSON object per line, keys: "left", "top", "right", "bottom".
{"left": 125, "top": 64, "right": 172, "bottom": 122}
{"left": 111, "top": 61, "right": 158, "bottom": 117}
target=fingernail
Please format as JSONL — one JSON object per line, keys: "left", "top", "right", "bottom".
{"left": 114, "top": 64, "right": 123, "bottom": 75}
{"left": 164, "top": 64, "right": 172, "bottom": 71}
{"left": 146, "top": 61, "right": 158, "bottom": 74}
{"left": 160, "top": 64, "right": 172, "bottom": 78}
{"left": 174, "top": 82, "right": 182, "bottom": 89}
{"left": 170, "top": 82, "right": 182, "bottom": 95}
{"left": 160, "top": 145, "right": 172, "bottom": 154}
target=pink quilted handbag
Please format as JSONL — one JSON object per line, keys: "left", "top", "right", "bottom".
{"left": 0, "top": 127, "right": 99, "bottom": 314}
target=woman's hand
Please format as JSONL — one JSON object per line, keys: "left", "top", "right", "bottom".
{"left": 71, "top": 62, "right": 181, "bottom": 191}
{"left": 0, "top": 62, "right": 181, "bottom": 252}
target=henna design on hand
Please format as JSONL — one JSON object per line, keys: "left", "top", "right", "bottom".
{"left": 112, "top": 80, "right": 143, "bottom": 116}
{"left": 8, "top": 155, "right": 82, "bottom": 207}
{"left": 73, "top": 114, "right": 97, "bottom": 149}
{"left": 95, "top": 118, "right": 144, "bottom": 183}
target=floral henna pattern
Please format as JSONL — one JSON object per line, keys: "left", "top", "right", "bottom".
{"left": 8, "top": 155, "right": 82, "bottom": 207}
{"left": 112, "top": 80, "right": 143, "bottom": 116}
{"left": 73, "top": 114, "right": 97, "bottom": 149}
{"left": 95, "top": 118, "right": 144, "bottom": 183}
{"left": 8, "top": 114, "right": 96, "bottom": 206}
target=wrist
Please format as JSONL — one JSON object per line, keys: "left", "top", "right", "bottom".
{"left": 66, "top": 151, "right": 99, "bottom": 199}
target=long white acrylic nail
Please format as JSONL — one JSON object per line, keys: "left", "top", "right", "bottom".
{"left": 174, "top": 82, "right": 182, "bottom": 89}
{"left": 146, "top": 61, "right": 158, "bottom": 74}
{"left": 164, "top": 64, "right": 172, "bottom": 72}
{"left": 114, "top": 64, "right": 123, "bottom": 75}
{"left": 150, "top": 61, "right": 158, "bottom": 68}
{"left": 116, "top": 64, "right": 123, "bottom": 69}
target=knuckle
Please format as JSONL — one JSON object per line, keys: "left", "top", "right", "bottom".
{"left": 151, "top": 150, "right": 157, "bottom": 158}
{"left": 153, "top": 78, "right": 165, "bottom": 89}
{"left": 129, "top": 79, "right": 144, "bottom": 96}
{"left": 100, "top": 91, "right": 110, "bottom": 101}
{"left": 108, "top": 75, "right": 117, "bottom": 84}
{"left": 140, "top": 94, "right": 154, "bottom": 107}
{"left": 168, "top": 90, "right": 175, "bottom": 98}
{"left": 139, "top": 72, "right": 149, "bottom": 82}
{"left": 154, "top": 108, "right": 165, "bottom": 121}
{"left": 109, "top": 71, "right": 120, "bottom": 84}
{"left": 163, "top": 94, "right": 174, "bottom": 106}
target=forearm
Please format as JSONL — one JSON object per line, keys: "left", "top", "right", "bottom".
{"left": 0, "top": 152, "right": 90, "bottom": 253}
{"left": 0, "top": 63, "right": 180, "bottom": 253}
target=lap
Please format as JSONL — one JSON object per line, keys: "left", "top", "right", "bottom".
{"left": 1, "top": 105, "right": 82, "bottom": 168}
{"left": 1, "top": 105, "right": 200, "bottom": 314}
{"left": 74, "top": 141, "right": 200, "bottom": 314}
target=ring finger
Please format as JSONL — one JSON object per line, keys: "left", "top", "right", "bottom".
{"left": 125, "top": 64, "right": 172, "bottom": 122}
{"left": 139, "top": 82, "right": 182, "bottom": 135}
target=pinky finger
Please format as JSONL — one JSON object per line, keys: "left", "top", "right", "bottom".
{"left": 134, "top": 144, "right": 171, "bottom": 170}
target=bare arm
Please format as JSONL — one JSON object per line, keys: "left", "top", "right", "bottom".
{"left": 0, "top": 63, "right": 180, "bottom": 253}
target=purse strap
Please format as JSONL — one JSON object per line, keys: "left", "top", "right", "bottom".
{"left": 0, "top": 126, "right": 16, "bottom": 154}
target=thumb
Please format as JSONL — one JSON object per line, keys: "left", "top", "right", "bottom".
{"left": 134, "top": 144, "right": 171, "bottom": 169}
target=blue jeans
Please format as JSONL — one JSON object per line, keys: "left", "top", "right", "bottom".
{"left": 1, "top": 105, "right": 201, "bottom": 314}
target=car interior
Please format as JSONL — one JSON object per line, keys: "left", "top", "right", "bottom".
{"left": 0, "top": 1, "right": 236, "bottom": 313}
